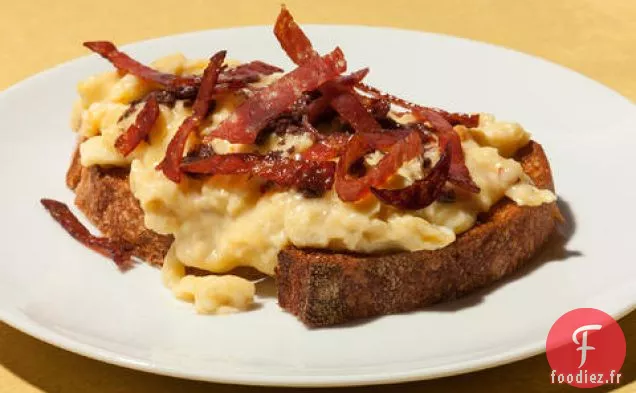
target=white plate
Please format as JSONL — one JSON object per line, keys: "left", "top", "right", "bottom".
{"left": 0, "top": 25, "right": 635, "bottom": 387}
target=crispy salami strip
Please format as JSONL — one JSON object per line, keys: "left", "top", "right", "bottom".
{"left": 371, "top": 145, "right": 451, "bottom": 209}
{"left": 203, "top": 48, "right": 347, "bottom": 144}
{"left": 306, "top": 69, "right": 369, "bottom": 122}
{"left": 335, "top": 130, "right": 423, "bottom": 202}
{"left": 271, "top": 6, "right": 476, "bottom": 193}
{"left": 326, "top": 69, "right": 370, "bottom": 91}
{"left": 306, "top": 81, "right": 407, "bottom": 166}
{"left": 330, "top": 90, "right": 383, "bottom": 134}
{"left": 181, "top": 153, "right": 336, "bottom": 197}
{"left": 274, "top": 6, "right": 318, "bottom": 65}
{"left": 301, "top": 129, "right": 413, "bottom": 163}
{"left": 414, "top": 108, "right": 480, "bottom": 193}
{"left": 254, "top": 156, "right": 336, "bottom": 197}
{"left": 114, "top": 95, "right": 160, "bottom": 156}
{"left": 40, "top": 199, "right": 133, "bottom": 269}
{"left": 188, "top": 61, "right": 283, "bottom": 92}
{"left": 302, "top": 85, "right": 414, "bottom": 162}
{"left": 301, "top": 132, "right": 351, "bottom": 161}
{"left": 218, "top": 61, "right": 283, "bottom": 83}
{"left": 156, "top": 51, "right": 226, "bottom": 182}
{"left": 355, "top": 83, "right": 479, "bottom": 128}
{"left": 366, "top": 131, "right": 423, "bottom": 185}
{"left": 297, "top": 70, "right": 373, "bottom": 161}
{"left": 271, "top": 7, "right": 477, "bottom": 130}
{"left": 274, "top": 8, "right": 379, "bottom": 131}
{"left": 84, "top": 41, "right": 281, "bottom": 95}
{"left": 300, "top": 114, "right": 351, "bottom": 162}
{"left": 84, "top": 41, "right": 197, "bottom": 91}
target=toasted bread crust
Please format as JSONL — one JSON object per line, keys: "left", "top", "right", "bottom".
{"left": 67, "top": 141, "right": 558, "bottom": 326}
{"left": 67, "top": 147, "right": 173, "bottom": 265}
{"left": 65, "top": 141, "right": 84, "bottom": 190}
{"left": 276, "top": 141, "right": 559, "bottom": 327}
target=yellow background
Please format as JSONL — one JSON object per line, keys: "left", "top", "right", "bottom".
{"left": 0, "top": 0, "right": 634, "bottom": 392}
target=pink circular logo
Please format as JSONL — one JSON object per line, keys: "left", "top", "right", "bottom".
{"left": 546, "top": 308, "right": 626, "bottom": 388}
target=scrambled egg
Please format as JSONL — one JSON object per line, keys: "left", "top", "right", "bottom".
{"left": 72, "top": 54, "right": 556, "bottom": 314}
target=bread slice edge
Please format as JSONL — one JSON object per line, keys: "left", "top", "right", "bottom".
{"left": 276, "top": 141, "right": 560, "bottom": 327}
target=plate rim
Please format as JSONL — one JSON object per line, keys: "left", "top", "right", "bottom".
{"left": 2, "top": 302, "right": 634, "bottom": 387}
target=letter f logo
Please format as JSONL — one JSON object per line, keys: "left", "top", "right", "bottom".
{"left": 572, "top": 324, "right": 602, "bottom": 368}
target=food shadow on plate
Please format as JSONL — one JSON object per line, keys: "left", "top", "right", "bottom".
{"left": 255, "top": 276, "right": 277, "bottom": 298}
{"left": 321, "top": 198, "right": 581, "bottom": 329}
{"left": 431, "top": 197, "right": 580, "bottom": 312}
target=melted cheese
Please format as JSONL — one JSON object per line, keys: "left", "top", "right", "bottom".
{"left": 74, "top": 54, "right": 556, "bottom": 314}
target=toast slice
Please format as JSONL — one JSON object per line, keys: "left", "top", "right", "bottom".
{"left": 276, "top": 141, "right": 559, "bottom": 326}
{"left": 66, "top": 140, "right": 558, "bottom": 326}
{"left": 66, "top": 145, "right": 173, "bottom": 265}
